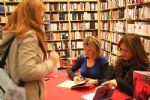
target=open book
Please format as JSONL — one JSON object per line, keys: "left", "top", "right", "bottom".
{"left": 57, "top": 80, "right": 88, "bottom": 89}
{"left": 71, "top": 80, "right": 89, "bottom": 90}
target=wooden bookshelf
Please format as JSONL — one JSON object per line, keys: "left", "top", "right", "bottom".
{"left": 99, "top": 0, "right": 150, "bottom": 65}
{"left": 0, "top": 0, "right": 20, "bottom": 28}
{"left": 0, "top": 1, "right": 6, "bottom": 28}
{"left": 43, "top": 0, "right": 99, "bottom": 68}
{"left": 2, "top": 0, "right": 149, "bottom": 68}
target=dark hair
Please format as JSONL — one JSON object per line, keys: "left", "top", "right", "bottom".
{"left": 117, "top": 33, "right": 150, "bottom": 69}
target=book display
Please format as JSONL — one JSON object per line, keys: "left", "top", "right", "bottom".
{"left": 0, "top": 0, "right": 19, "bottom": 29}
{"left": 0, "top": 0, "right": 150, "bottom": 68}
{"left": 99, "top": 0, "right": 150, "bottom": 65}
{"left": 0, "top": 1, "right": 5, "bottom": 28}
{"left": 43, "top": 0, "right": 99, "bottom": 68}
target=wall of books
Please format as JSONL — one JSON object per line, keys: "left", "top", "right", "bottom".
{"left": 44, "top": 0, "right": 99, "bottom": 68}
{"left": 0, "top": 1, "right": 20, "bottom": 76}
{"left": 0, "top": 0, "right": 20, "bottom": 29}
{"left": 0, "top": 0, "right": 150, "bottom": 68}
{"left": 99, "top": 0, "right": 150, "bottom": 65}
{"left": 0, "top": 0, "right": 99, "bottom": 68}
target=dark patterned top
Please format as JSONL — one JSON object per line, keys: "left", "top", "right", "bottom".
{"left": 115, "top": 59, "right": 148, "bottom": 96}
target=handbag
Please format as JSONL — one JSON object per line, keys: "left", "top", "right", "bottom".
{"left": 0, "top": 37, "right": 26, "bottom": 100}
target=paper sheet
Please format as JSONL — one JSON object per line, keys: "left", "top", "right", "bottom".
{"left": 57, "top": 80, "right": 77, "bottom": 88}
{"left": 81, "top": 92, "right": 95, "bottom": 100}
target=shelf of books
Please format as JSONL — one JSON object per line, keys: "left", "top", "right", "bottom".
{"left": 0, "top": 0, "right": 20, "bottom": 29}
{"left": 99, "top": 0, "right": 150, "bottom": 65}
{"left": 1, "top": 0, "right": 150, "bottom": 68}
{"left": 0, "top": 0, "right": 98, "bottom": 69}
{"left": 43, "top": 0, "right": 69, "bottom": 69}
{"left": 0, "top": 1, "right": 6, "bottom": 29}
{"left": 44, "top": 0, "right": 99, "bottom": 68}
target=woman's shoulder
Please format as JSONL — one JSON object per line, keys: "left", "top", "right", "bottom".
{"left": 135, "top": 63, "right": 149, "bottom": 71}
{"left": 20, "top": 30, "right": 38, "bottom": 42}
{"left": 78, "top": 55, "right": 86, "bottom": 59}
{"left": 97, "top": 55, "right": 108, "bottom": 64}
{"left": 24, "top": 30, "right": 37, "bottom": 38}
{"left": 99, "top": 55, "right": 108, "bottom": 61}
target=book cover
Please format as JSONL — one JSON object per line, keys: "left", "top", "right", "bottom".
{"left": 93, "top": 85, "right": 114, "bottom": 100}
{"left": 133, "top": 71, "right": 150, "bottom": 100}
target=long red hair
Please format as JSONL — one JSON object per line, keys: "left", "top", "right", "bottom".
{"left": 1, "top": 0, "right": 47, "bottom": 59}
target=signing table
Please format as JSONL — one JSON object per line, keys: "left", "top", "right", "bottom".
{"left": 45, "top": 70, "right": 131, "bottom": 100}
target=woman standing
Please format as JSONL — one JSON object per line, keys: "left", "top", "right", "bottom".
{"left": 0, "top": 0, "right": 59, "bottom": 100}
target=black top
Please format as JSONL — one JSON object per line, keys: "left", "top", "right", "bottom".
{"left": 115, "top": 60, "right": 148, "bottom": 96}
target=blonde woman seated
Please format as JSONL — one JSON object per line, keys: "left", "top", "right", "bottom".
{"left": 68, "top": 36, "right": 113, "bottom": 88}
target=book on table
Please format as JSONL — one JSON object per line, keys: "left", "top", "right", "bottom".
{"left": 81, "top": 85, "right": 114, "bottom": 100}
{"left": 57, "top": 80, "right": 88, "bottom": 89}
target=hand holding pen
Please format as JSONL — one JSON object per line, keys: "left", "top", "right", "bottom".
{"left": 73, "top": 75, "right": 86, "bottom": 84}
{"left": 101, "top": 79, "right": 117, "bottom": 89}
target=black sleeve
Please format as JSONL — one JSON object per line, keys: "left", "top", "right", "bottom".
{"left": 97, "top": 64, "right": 115, "bottom": 86}
{"left": 116, "top": 78, "right": 133, "bottom": 96}
{"left": 68, "top": 57, "right": 82, "bottom": 80}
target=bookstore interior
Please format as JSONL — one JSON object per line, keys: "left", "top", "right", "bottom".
{"left": 0, "top": 0, "right": 150, "bottom": 68}
{"left": 0, "top": 0, "right": 150, "bottom": 100}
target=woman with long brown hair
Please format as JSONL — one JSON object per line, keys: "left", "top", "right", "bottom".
{"left": 102, "top": 33, "right": 150, "bottom": 96}
{"left": 0, "top": 0, "right": 59, "bottom": 100}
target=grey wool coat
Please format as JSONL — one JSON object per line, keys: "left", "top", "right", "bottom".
{"left": 0, "top": 30, "right": 55, "bottom": 100}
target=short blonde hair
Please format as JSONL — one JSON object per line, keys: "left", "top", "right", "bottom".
{"left": 83, "top": 36, "right": 101, "bottom": 60}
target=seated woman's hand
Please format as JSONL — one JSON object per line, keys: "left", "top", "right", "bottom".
{"left": 73, "top": 76, "right": 85, "bottom": 84}
{"left": 86, "top": 78, "right": 98, "bottom": 89}
{"left": 101, "top": 79, "right": 117, "bottom": 89}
